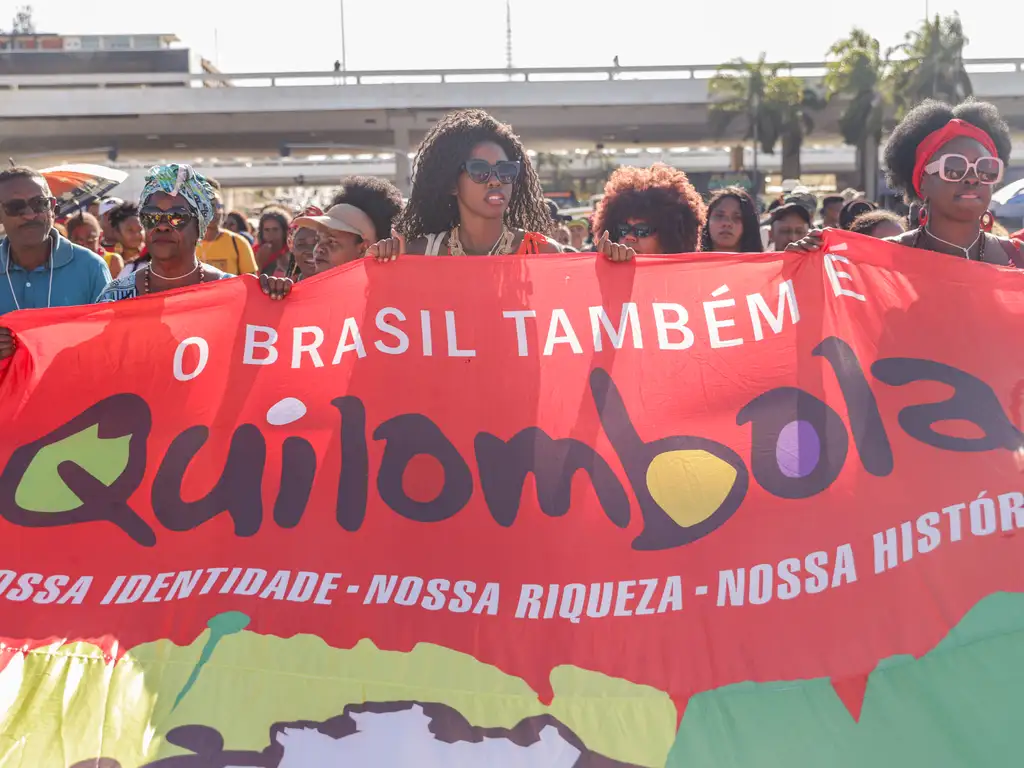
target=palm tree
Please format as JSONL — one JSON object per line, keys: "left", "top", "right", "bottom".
{"left": 709, "top": 54, "right": 821, "bottom": 181}
{"left": 825, "top": 28, "right": 889, "bottom": 191}
{"left": 889, "top": 13, "right": 972, "bottom": 115}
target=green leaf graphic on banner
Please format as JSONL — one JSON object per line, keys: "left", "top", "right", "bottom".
{"left": 14, "top": 425, "right": 131, "bottom": 512}
{"left": 173, "top": 611, "right": 251, "bottom": 710}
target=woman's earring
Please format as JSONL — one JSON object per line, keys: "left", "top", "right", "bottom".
{"left": 919, "top": 206, "right": 928, "bottom": 227}
{"left": 981, "top": 210, "right": 994, "bottom": 232}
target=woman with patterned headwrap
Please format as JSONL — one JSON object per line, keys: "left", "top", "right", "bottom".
{"left": 97, "top": 164, "right": 292, "bottom": 302}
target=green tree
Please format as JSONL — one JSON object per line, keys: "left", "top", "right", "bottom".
{"left": 890, "top": 13, "right": 972, "bottom": 115}
{"left": 825, "top": 28, "right": 889, "bottom": 191}
{"left": 709, "top": 54, "right": 822, "bottom": 180}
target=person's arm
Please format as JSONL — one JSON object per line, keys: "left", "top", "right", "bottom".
{"left": 108, "top": 252, "right": 124, "bottom": 279}
{"left": 90, "top": 259, "right": 113, "bottom": 303}
{"left": 237, "top": 236, "right": 259, "bottom": 275}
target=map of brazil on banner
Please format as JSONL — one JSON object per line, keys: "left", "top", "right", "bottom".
{"left": 1, "top": 229, "right": 1024, "bottom": 767}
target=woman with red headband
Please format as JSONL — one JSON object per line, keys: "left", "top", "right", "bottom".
{"left": 789, "top": 99, "right": 1021, "bottom": 265}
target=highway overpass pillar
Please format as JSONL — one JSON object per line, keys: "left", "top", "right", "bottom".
{"left": 394, "top": 126, "right": 412, "bottom": 196}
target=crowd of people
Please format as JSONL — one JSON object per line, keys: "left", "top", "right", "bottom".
{"left": 1, "top": 98, "right": 1022, "bottom": 361}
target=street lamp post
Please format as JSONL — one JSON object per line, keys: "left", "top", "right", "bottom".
{"left": 340, "top": 0, "right": 348, "bottom": 72}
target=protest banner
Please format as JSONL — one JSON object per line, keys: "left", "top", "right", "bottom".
{"left": 1, "top": 231, "right": 1023, "bottom": 767}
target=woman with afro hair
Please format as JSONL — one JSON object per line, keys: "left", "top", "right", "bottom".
{"left": 790, "top": 99, "right": 1021, "bottom": 266}
{"left": 370, "top": 109, "right": 560, "bottom": 259}
{"left": 591, "top": 164, "right": 707, "bottom": 261}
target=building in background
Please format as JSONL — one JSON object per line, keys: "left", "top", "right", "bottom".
{"left": 0, "top": 32, "right": 220, "bottom": 86}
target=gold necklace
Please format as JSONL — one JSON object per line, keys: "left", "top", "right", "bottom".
{"left": 448, "top": 225, "right": 515, "bottom": 256}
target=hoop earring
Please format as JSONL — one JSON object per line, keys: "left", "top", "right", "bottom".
{"left": 981, "top": 210, "right": 994, "bottom": 232}
{"left": 918, "top": 206, "right": 929, "bottom": 227}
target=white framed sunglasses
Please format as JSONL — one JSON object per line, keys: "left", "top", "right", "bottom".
{"left": 924, "top": 153, "right": 1004, "bottom": 185}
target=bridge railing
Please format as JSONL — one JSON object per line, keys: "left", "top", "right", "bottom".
{"left": 2, "top": 58, "right": 1023, "bottom": 89}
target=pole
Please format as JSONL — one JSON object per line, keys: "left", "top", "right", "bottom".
{"left": 505, "top": 0, "right": 513, "bottom": 70}
{"left": 340, "top": 0, "right": 347, "bottom": 72}
{"left": 751, "top": 93, "right": 760, "bottom": 203}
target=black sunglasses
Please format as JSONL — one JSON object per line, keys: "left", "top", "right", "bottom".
{"left": 2, "top": 196, "right": 55, "bottom": 217}
{"left": 140, "top": 210, "right": 195, "bottom": 231}
{"left": 461, "top": 159, "right": 521, "bottom": 185}
{"left": 615, "top": 223, "right": 655, "bottom": 240}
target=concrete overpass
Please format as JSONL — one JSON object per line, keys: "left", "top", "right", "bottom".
{"left": 3, "top": 60, "right": 1024, "bottom": 188}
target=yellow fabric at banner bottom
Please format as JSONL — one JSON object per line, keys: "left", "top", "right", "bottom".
{"left": 0, "top": 633, "right": 677, "bottom": 768}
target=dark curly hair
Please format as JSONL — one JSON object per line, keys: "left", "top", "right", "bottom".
{"left": 108, "top": 202, "right": 140, "bottom": 231}
{"left": 699, "top": 186, "right": 763, "bottom": 252}
{"left": 258, "top": 207, "right": 291, "bottom": 245}
{"left": 332, "top": 175, "right": 404, "bottom": 242}
{"left": 883, "top": 99, "right": 1012, "bottom": 202}
{"left": 593, "top": 164, "right": 707, "bottom": 253}
{"left": 225, "top": 211, "right": 251, "bottom": 234}
{"left": 393, "top": 109, "right": 550, "bottom": 239}
{"left": 848, "top": 209, "right": 906, "bottom": 237}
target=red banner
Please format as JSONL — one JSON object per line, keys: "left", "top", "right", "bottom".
{"left": 1, "top": 230, "right": 1023, "bottom": 766}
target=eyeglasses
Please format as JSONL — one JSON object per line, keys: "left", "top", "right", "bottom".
{"left": 2, "top": 196, "right": 55, "bottom": 217}
{"left": 615, "top": 223, "right": 655, "bottom": 240}
{"left": 924, "top": 154, "right": 1004, "bottom": 185}
{"left": 140, "top": 210, "right": 195, "bottom": 231}
{"left": 461, "top": 159, "right": 521, "bottom": 185}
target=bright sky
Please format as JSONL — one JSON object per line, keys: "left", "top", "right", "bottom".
{"left": 5, "top": 0, "right": 1023, "bottom": 73}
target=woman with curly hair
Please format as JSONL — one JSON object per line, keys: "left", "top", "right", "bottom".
{"left": 369, "top": 109, "right": 559, "bottom": 259}
{"left": 700, "top": 186, "right": 763, "bottom": 253}
{"left": 255, "top": 207, "right": 292, "bottom": 274}
{"left": 591, "top": 164, "right": 707, "bottom": 261}
{"left": 790, "top": 99, "right": 1021, "bottom": 266}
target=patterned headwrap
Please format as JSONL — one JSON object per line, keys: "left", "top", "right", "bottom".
{"left": 288, "top": 205, "right": 324, "bottom": 249}
{"left": 139, "top": 164, "right": 217, "bottom": 234}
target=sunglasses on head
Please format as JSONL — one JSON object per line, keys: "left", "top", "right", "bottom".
{"left": 461, "top": 159, "right": 521, "bottom": 185}
{"left": 615, "top": 223, "right": 655, "bottom": 240}
{"left": 140, "top": 209, "right": 195, "bottom": 231}
{"left": 924, "top": 153, "right": 1004, "bottom": 185}
{"left": 2, "top": 196, "right": 55, "bottom": 217}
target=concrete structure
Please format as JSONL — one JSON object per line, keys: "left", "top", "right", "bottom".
{"left": 3, "top": 60, "right": 1024, "bottom": 194}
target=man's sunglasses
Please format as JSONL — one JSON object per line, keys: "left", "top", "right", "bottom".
{"left": 615, "top": 223, "right": 655, "bottom": 240}
{"left": 924, "top": 153, "right": 1004, "bottom": 185}
{"left": 2, "top": 196, "right": 55, "bottom": 217}
{"left": 140, "top": 210, "right": 195, "bottom": 231}
{"left": 461, "top": 159, "right": 521, "bottom": 185}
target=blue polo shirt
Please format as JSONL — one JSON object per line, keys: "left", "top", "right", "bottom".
{"left": 0, "top": 230, "right": 111, "bottom": 316}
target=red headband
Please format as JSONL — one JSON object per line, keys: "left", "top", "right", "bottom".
{"left": 912, "top": 119, "right": 998, "bottom": 197}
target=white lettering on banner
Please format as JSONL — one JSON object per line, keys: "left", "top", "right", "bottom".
{"left": 292, "top": 326, "right": 325, "bottom": 369}
{"left": 702, "top": 289, "right": 744, "bottom": 349}
{"left": 589, "top": 303, "right": 643, "bottom": 352}
{"left": 543, "top": 309, "right": 583, "bottom": 355}
{"left": 716, "top": 545, "right": 857, "bottom": 606}
{"left": 746, "top": 280, "right": 800, "bottom": 341}
{"left": 873, "top": 490, "right": 1024, "bottom": 573}
{"left": 375, "top": 308, "right": 409, "bottom": 355}
{"left": 332, "top": 318, "right": 367, "bottom": 363}
{"left": 515, "top": 578, "right": 684, "bottom": 620}
{"left": 503, "top": 310, "right": 537, "bottom": 357}
{"left": 420, "top": 310, "right": 433, "bottom": 357}
{"left": 445, "top": 311, "right": 477, "bottom": 358}
{"left": 825, "top": 253, "right": 866, "bottom": 302}
{"left": 652, "top": 303, "right": 695, "bottom": 350}
{"left": 173, "top": 337, "right": 209, "bottom": 381}
{"left": 243, "top": 324, "right": 278, "bottom": 365}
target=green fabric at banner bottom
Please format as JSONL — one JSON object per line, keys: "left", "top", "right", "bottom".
{"left": 668, "top": 592, "right": 1024, "bottom": 767}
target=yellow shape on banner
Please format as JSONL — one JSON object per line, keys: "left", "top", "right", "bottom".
{"left": 13, "top": 425, "right": 130, "bottom": 512}
{"left": 645, "top": 450, "right": 737, "bottom": 527}
{"left": 0, "top": 634, "right": 676, "bottom": 768}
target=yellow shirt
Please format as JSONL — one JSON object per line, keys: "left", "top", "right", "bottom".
{"left": 197, "top": 230, "right": 258, "bottom": 275}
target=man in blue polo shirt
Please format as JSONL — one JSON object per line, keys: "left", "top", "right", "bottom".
{"left": 0, "top": 166, "right": 111, "bottom": 360}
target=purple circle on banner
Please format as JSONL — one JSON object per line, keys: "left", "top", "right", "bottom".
{"left": 776, "top": 420, "right": 821, "bottom": 478}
